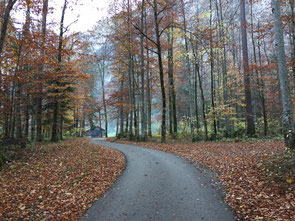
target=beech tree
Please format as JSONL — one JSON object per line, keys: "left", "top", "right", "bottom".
{"left": 240, "top": 0, "right": 255, "bottom": 136}
{"left": 1, "top": 0, "right": 295, "bottom": 144}
{"left": 272, "top": 0, "right": 295, "bottom": 149}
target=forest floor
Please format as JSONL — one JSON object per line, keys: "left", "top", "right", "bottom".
{"left": 109, "top": 138, "right": 295, "bottom": 220}
{"left": 0, "top": 138, "right": 125, "bottom": 220}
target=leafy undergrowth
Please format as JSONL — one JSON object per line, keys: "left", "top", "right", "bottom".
{"left": 113, "top": 139, "right": 294, "bottom": 220}
{"left": 0, "top": 138, "right": 125, "bottom": 220}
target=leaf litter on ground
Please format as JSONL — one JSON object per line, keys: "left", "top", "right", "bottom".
{"left": 112, "top": 138, "right": 294, "bottom": 220}
{"left": 0, "top": 138, "right": 125, "bottom": 220}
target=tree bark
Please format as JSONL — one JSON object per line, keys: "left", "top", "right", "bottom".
{"left": 240, "top": 0, "right": 255, "bottom": 136}
{"left": 181, "top": 0, "right": 194, "bottom": 140}
{"left": 153, "top": 0, "right": 167, "bottom": 142}
{"left": 167, "top": 27, "right": 177, "bottom": 138}
{"left": 140, "top": 0, "right": 147, "bottom": 140}
{"left": 37, "top": 0, "right": 49, "bottom": 142}
{"left": 197, "top": 63, "right": 208, "bottom": 140}
{"left": 272, "top": 0, "right": 295, "bottom": 148}
{"left": 52, "top": 0, "right": 67, "bottom": 142}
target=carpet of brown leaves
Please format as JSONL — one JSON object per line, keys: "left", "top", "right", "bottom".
{"left": 0, "top": 138, "right": 125, "bottom": 220}
{"left": 114, "top": 139, "right": 294, "bottom": 220}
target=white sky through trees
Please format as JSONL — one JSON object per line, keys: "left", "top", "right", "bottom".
{"left": 61, "top": 0, "right": 109, "bottom": 32}
{"left": 13, "top": 0, "right": 109, "bottom": 33}
{"left": 50, "top": 0, "right": 109, "bottom": 33}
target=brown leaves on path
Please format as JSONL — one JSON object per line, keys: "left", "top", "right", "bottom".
{"left": 0, "top": 138, "right": 125, "bottom": 220}
{"left": 114, "top": 139, "right": 294, "bottom": 220}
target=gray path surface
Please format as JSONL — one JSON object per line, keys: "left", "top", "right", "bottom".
{"left": 80, "top": 139, "right": 235, "bottom": 221}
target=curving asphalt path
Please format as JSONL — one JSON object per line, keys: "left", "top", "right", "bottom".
{"left": 79, "top": 139, "right": 235, "bottom": 221}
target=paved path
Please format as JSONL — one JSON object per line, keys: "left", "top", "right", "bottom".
{"left": 80, "top": 139, "right": 235, "bottom": 221}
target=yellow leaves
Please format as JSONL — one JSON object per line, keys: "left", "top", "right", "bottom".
{"left": 198, "top": 10, "right": 211, "bottom": 20}
{"left": 286, "top": 178, "right": 293, "bottom": 184}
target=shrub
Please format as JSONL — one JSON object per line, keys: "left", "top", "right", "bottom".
{"left": 262, "top": 149, "right": 295, "bottom": 187}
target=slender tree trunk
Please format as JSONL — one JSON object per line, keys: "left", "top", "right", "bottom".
{"left": 52, "top": 0, "right": 67, "bottom": 142}
{"left": 132, "top": 63, "right": 138, "bottom": 140}
{"left": 181, "top": 0, "right": 194, "bottom": 140}
{"left": 216, "top": 0, "right": 230, "bottom": 135}
{"left": 146, "top": 48, "right": 152, "bottom": 137}
{"left": 257, "top": 37, "right": 268, "bottom": 136}
{"left": 31, "top": 103, "right": 36, "bottom": 141}
{"left": 209, "top": 0, "right": 217, "bottom": 138}
{"left": 197, "top": 63, "right": 208, "bottom": 140}
{"left": 140, "top": 0, "right": 147, "bottom": 140}
{"left": 250, "top": 5, "right": 268, "bottom": 136}
{"left": 272, "top": 0, "right": 295, "bottom": 148}
{"left": 167, "top": 27, "right": 177, "bottom": 138}
{"left": 37, "top": 0, "right": 48, "bottom": 142}
{"left": 116, "top": 117, "right": 119, "bottom": 137}
{"left": 194, "top": 62, "right": 199, "bottom": 133}
{"left": 144, "top": 9, "right": 152, "bottom": 138}
{"left": 127, "top": 0, "right": 133, "bottom": 139}
{"left": 15, "top": 56, "right": 23, "bottom": 142}
{"left": 191, "top": 41, "right": 200, "bottom": 135}
{"left": 101, "top": 61, "right": 108, "bottom": 138}
{"left": 153, "top": 0, "right": 166, "bottom": 142}
{"left": 59, "top": 115, "right": 63, "bottom": 140}
{"left": 240, "top": 0, "right": 255, "bottom": 136}
{"left": 119, "top": 73, "right": 124, "bottom": 135}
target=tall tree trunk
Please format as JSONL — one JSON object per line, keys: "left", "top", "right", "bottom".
{"left": 15, "top": 0, "right": 31, "bottom": 142}
{"left": 52, "top": 0, "right": 67, "bottom": 142}
{"left": 146, "top": 47, "right": 152, "bottom": 137}
{"left": 100, "top": 61, "right": 108, "bottom": 137}
{"left": 59, "top": 115, "right": 63, "bottom": 140}
{"left": 250, "top": 5, "right": 268, "bottom": 136}
{"left": 153, "top": 0, "right": 166, "bottom": 142}
{"left": 216, "top": 0, "right": 230, "bottom": 135}
{"left": 144, "top": 8, "right": 152, "bottom": 138}
{"left": 167, "top": 27, "right": 177, "bottom": 138}
{"left": 132, "top": 64, "right": 138, "bottom": 140}
{"left": 37, "top": 0, "right": 49, "bottom": 142}
{"left": 181, "top": 0, "right": 194, "bottom": 140}
{"left": 119, "top": 73, "right": 124, "bottom": 135}
{"left": 272, "top": 0, "right": 295, "bottom": 148}
{"left": 15, "top": 53, "right": 23, "bottom": 142}
{"left": 191, "top": 41, "right": 200, "bottom": 135}
{"left": 194, "top": 62, "right": 199, "bottom": 133}
{"left": 197, "top": 63, "right": 208, "bottom": 140}
{"left": 127, "top": 0, "right": 133, "bottom": 138}
{"left": 257, "top": 38, "right": 268, "bottom": 136}
{"left": 209, "top": 0, "right": 217, "bottom": 138}
{"left": 240, "top": 0, "right": 255, "bottom": 136}
{"left": 140, "top": 0, "right": 147, "bottom": 140}
{"left": 31, "top": 102, "right": 36, "bottom": 141}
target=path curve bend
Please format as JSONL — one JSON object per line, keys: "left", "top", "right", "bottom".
{"left": 80, "top": 139, "right": 234, "bottom": 221}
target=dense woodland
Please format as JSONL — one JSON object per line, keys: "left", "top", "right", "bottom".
{"left": 0, "top": 0, "right": 295, "bottom": 148}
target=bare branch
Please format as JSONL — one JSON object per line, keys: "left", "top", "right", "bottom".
{"left": 132, "top": 24, "right": 158, "bottom": 46}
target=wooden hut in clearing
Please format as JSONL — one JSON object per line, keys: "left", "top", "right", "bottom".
{"left": 85, "top": 126, "right": 105, "bottom": 138}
